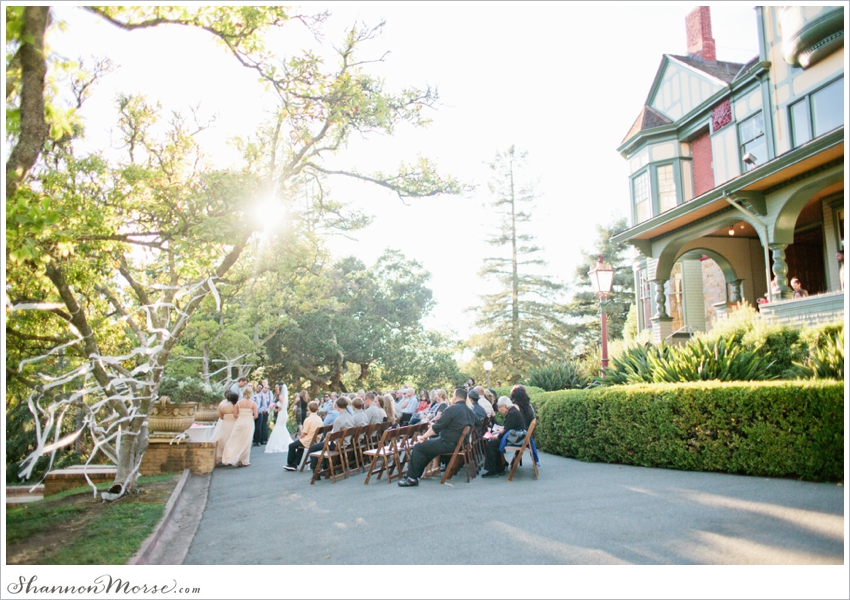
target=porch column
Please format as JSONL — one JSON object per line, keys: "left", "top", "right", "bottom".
{"left": 769, "top": 243, "right": 793, "bottom": 300}
{"left": 650, "top": 279, "right": 673, "bottom": 344}
{"left": 729, "top": 279, "right": 744, "bottom": 303}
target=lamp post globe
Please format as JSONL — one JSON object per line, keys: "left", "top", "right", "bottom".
{"left": 483, "top": 361, "right": 493, "bottom": 388}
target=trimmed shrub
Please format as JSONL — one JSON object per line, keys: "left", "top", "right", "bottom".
{"left": 535, "top": 380, "right": 844, "bottom": 481}
{"left": 524, "top": 361, "right": 589, "bottom": 391}
{"left": 493, "top": 385, "right": 546, "bottom": 398}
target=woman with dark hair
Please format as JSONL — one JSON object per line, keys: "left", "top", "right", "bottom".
{"left": 212, "top": 390, "right": 239, "bottom": 465}
{"left": 510, "top": 384, "right": 536, "bottom": 430}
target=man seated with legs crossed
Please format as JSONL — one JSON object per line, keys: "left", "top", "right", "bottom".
{"left": 398, "top": 387, "right": 479, "bottom": 487}
{"left": 284, "top": 401, "right": 322, "bottom": 471}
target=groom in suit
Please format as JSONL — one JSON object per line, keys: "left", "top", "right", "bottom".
{"left": 253, "top": 381, "right": 272, "bottom": 446}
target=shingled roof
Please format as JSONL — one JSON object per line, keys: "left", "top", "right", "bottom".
{"left": 667, "top": 54, "right": 753, "bottom": 83}
{"left": 621, "top": 105, "right": 673, "bottom": 144}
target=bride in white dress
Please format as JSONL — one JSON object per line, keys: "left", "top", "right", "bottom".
{"left": 265, "top": 384, "right": 293, "bottom": 454}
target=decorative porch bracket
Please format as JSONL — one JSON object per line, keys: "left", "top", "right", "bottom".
{"left": 728, "top": 191, "right": 767, "bottom": 216}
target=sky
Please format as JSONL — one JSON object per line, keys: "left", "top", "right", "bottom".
{"left": 47, "top": 2, "right": 761, "bottom": 348}
{"left": 9, "top": 4, "right": 850, "bottom": 597}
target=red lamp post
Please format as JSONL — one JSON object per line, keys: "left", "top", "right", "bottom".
{"left": 588, "top": 256, "right": 615, "bottom": 375}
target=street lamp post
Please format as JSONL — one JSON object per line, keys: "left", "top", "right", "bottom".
{"left": 483, "top": 361, "right": 493, "bottom": 389}
{"left": 588, "top": 256, "right": 615, "bottom": 375}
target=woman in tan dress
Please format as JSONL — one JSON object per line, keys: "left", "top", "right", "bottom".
{"left": 212, "top": 390, "right": 239, "bottom": 465}
{"left": 221, "top": 387, "right": 258, "bottom": 467}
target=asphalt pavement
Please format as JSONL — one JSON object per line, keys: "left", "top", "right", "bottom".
{"left": 181, "top": 446, "right": 844, "bottom": 565}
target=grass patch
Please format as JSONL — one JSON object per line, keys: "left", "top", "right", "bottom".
{"left": 6, "top": 473, "right": 179, "bottom": 565}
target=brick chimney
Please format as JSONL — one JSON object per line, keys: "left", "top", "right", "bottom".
{"left": 686, "top": 6, "right": 717, "bottom": 63}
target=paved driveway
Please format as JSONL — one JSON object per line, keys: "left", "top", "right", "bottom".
{"left": 184, "top": 447, "right": 844, "bottom": 565}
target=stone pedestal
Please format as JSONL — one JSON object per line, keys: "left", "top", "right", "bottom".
{"left": 650, "top": 315, "right": 674, "bottom": 345}
{"left": 140, "top": 438, "right": 215, "bottom": 476}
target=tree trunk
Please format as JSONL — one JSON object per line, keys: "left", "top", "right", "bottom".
{"left": 201, "top": 343, "right": 210, "bottom": 385}
{"left": 6, "top": 6, "right": 50, "bottom": 199}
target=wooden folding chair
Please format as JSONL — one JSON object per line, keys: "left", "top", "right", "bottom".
{"left": 299, "top": 425, "right": 332, "bottom": 472}
{"left": 421, "top": 426, "right": 472, "bottom": 484}
{"left": 309, "top": 429, "right": 348, "bottom": 484}
{"left": 363, "top": 426, "right": 397, "bottom": 484}
{"left": 385, "top": 425, "right": 418, "bottom": 484}
{"left": 504, "top": 419, "right": 539, "bottom": 482}
{"left": 340, "top": 425, "right": 365, "bottom": 474}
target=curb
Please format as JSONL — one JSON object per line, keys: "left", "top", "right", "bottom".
{"left": 128, "top": 468, "right": 191, "bottom": 566}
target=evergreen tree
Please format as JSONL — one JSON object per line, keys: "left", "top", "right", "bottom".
{"left": 469, "top": 146, "right": 567, "bottom": 385}
{"left": 564, "top": 217, "right": 636, "bottom": 358}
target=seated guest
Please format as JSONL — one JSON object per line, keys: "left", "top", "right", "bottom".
{"left": 476, "top": 386, "right": 496, "bottom": 418}
{"left": 309, "top": 398, "right": 354, "bottom": 471}
{"left": 351, "top": 398, "right": 369, "bottom": 427}
{"left": 412, "top": 388, "right": 449, "bottom": 425}
{"left": 284, "top": 401, "right": 322, "bottom": 471}
{"left": 363, "top": 392, "right": 384, "bottom": 425}
{"left": 322, "top": 400, "right": 341, "bottom": 426}
{"left": 482, "top": 396, "right": 526, "bottom": 478}
{"left": 397, "top": 387, "right": 479, "bottom": 487}
{"left": 468, "top": 388, "right": 487, "bottom": 422}
{"left": 381, "top": 393, "right": 397, "bottom": 424}
{"left": 510, "top": 385, "right": 536, "bottom": 433}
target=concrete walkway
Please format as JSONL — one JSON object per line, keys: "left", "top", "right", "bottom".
{"left": 183, "top": 448, "right": 844, "bottom": 565}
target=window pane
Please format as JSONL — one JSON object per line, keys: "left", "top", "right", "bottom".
{"left": 640, "top": 270, "right": 652, "bottom": 328}
{"left": 657, "top": 164, "right": 677, "bottom": 212}
{"left": 739, "top": 112, "right": 764, "bottom": 144}
{"left": 812, "top": 77, "right": 844, "bottom": 137}
{"left": 742, "top": 136, "right": 766, "bottom": 170}
{"left": 633, "top": 171, "right": 650, "bottom": 224}
{"left": 790, "top": 100, "right": 812, "bottom": 147}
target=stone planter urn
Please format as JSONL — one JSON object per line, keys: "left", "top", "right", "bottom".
{"left": 194, "top": 404, "right": 219, "bottom": 424}
{"left": 147, "top": 396, "right": 198, "bottom": 436}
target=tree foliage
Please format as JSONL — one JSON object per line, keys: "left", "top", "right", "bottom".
{"left": 468, "top": 146, "right": 568, "bottom": 384}
{"left": 5, "top": 7, "right": 465, "bottom": 496}
{"left": 563, "top": 217, "right": 635, "bottom": 358}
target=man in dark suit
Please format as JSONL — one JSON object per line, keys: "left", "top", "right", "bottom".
{"left": 398, "top": 387, "right": 478, "bottom": 487}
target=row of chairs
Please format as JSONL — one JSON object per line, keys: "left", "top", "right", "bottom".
{"left": 298, "top": 417, "right": 538, "bottom": 485}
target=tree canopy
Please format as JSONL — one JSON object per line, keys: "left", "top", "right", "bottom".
{"left": 5, "top": 6, "right": 465, "bottom": 496}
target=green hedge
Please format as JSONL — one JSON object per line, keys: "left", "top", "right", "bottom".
{"left": 493, "top": 385, "right": 546, "bottom": 398}
{"left": 535, "top": 380, "right": 844, "bottom": 481}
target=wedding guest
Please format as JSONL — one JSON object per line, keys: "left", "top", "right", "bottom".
{"left": 309, "top": 398, "right": 352, "bottom": 471}
{"left": 284, "top": 401, "right": 322, "bottom": 471}
{"left": 510, "top": 385, "right": 536, "bottom": 434}
{"left": 351, "top": 398, "right": 369, "bottom": 427}
{"left": 397, "top": 387, "right": 478, "bottom": 487}
{"left": 482, "top": 396, "right": 526, "bottom": 478}
{"left": 381, "top": 393, "right": 396, "bottom": 424}
{"left": 363, "top": 392, "right": 384, "bottom": 425}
